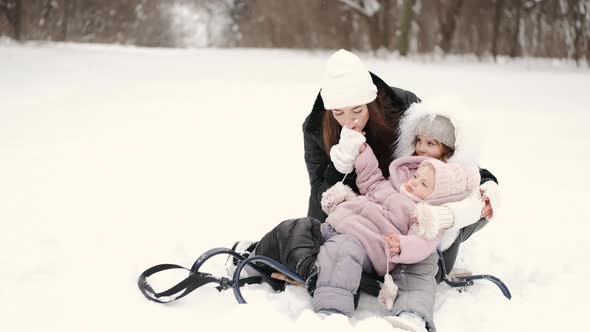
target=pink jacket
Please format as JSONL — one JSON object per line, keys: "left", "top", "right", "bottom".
{"left": 326, "top": 146, "right": 462, "bottom": 276}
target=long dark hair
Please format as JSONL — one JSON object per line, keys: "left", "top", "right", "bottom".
{"left": 322, "top": 89, "right": 398, "bottom": 177}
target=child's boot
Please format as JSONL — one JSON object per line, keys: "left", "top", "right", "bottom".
{"left": 384, "top": 311, "right": 428, "bottom": 332}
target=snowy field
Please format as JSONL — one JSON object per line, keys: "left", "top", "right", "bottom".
{"left": 1, "top": 42, "right": 589, "bottom": 332}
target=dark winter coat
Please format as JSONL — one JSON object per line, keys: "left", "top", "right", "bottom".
{"left": 303, "top": 72, "right": 420, "bottom": 223}
{"left": 255, "top": 217, "right": 323, "bottom": 282}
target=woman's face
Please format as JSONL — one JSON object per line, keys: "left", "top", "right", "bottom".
{"left": 415, "top": 135, "right": 444, "bottom": 160}
{"left": 330, "top": 104, "right": 369, "bottom": 132}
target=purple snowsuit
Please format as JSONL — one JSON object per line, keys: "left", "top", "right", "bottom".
{"left": 326, "top": 149, "right": 447, "bottom": 276}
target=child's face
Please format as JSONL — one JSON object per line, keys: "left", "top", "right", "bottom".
{"left": 403, "top": 164, "right": 435, "bottom": 200}
{"left": 415, "top": 135, "right": 445, "bottom": 160}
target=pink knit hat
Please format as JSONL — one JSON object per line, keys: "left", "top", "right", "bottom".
{"left": 420, "top": 159, "right": 480, "bottom": 203}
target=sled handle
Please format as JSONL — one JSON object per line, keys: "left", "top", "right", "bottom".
{"left": 461, "top": 274, "right": 512, "bottom": 300}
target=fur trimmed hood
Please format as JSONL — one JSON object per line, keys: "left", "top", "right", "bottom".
{"left": 394, "top": 99, "right": 480, "bottom": 165}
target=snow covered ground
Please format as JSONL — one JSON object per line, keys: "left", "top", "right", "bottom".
{"left": 1, "top": 42, "right": 589, "bottom": 332}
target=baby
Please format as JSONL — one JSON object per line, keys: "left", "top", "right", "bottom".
{"left": 315, "top": 141, "right": 480, "bottom": 316}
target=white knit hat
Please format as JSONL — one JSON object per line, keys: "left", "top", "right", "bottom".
{"left": 320, "top": 49, "right": 378, "bottom": 110}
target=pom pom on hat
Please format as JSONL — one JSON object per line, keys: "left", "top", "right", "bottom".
{"left": 320, "top": 49, "right": 378, "bottom": 110}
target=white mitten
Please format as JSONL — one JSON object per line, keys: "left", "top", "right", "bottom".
{"left": 480, "top": 181, "right": 501, "bottom": 213}
{"left": 320, "top": 182, "right": 357, "bottom": 214}
{"left": 378, "top": 273, "right": 398, "bottom": 311}
{"left": 443, "top": 195, "right": 486, "bottom": 229}
{"left": 415, "top": 203, "right": 455, "bottom": 239}
{"left": 329, "top": 126, "right": 366, "bottom": 174}
{"left": 330, "top": 146, "right": 355, "bottom": 174}
{"left": 338, "top": 126, "right": 366, "bottom": 156}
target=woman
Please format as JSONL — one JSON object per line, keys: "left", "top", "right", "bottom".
{"left": 303, "top": 49, "right": 419, "bottom": 222}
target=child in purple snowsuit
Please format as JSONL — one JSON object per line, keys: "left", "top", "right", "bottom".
{"left": 312, "top": 143, "right": 480, "bottom": 321}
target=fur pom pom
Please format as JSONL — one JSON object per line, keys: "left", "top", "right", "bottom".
{"left": 378, "top": 274, "right": 398, "bottom": 311}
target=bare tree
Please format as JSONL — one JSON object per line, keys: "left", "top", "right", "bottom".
{"left": 1, "top": 0, "right": 588, "bottom": 61}
{"left": 0, "top": 0, "right": 21, "bottom": 40}
{"left": 586, "top": 0, "right": 590, "bottom": 64}
{"left": 568, "top": 0, "right": 588, "bottom": 64}
{"left": 505, "top": 0, "right": 524, "bottom": 58}
{"left": 18, "top": 0, "right": 69, "bottom": 41}
{"left": 378, "top": 0, "right": 396, "bottom": 50}
{"left": 235, "top": 1, "right": 359, "bottom": 50}
{"left": 437, "top": 0, "right": 464, "bottom": 54}
{"left": 398, "top": 0, "right": 416, "bottom": 56}
{"left": 491, "top": 0, "right": 505, "bottom": 60}
{"left": 61, "top": 0, "right": 74, "bottom": 41}
{"left": 352, "top": 0, "right": 398, "bottom": 51}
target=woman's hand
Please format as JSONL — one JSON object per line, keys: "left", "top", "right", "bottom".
{"left": 329, "top": 126, "right": 366, "bottom": 174}
{"left": 479, "top": 181, "right": 500, "bottom": 219}
{"left": 480, "top": 193, "right": 493, "bottom": 219}
{"left": 383, "top": 233, "right": 401, "bottom": 255}
{"left": 345, "top": 121, "right": 367, "bottom": 153}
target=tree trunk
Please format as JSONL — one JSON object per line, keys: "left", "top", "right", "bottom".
{"left": 569, "top": 0, "right": 586, "bottom": 64}
{"left": 381, "top": 0, "right": 394, "bottom": 49}
{"left": 491, "top": 0, "right": 504, "bottom": 60}
{"left": 439, "top": 0, "right": 464, "bottom": 54}
{"left": 366, "top": 7, "right": 383, "bottom": 50}
{"left": 398, "top": 0, "right": 415, "bottom": 56}
{"left": 62, "top": 0, "right": 73, "bottom": 41}
{"left": 535, "top": 5, "right": 543, "bottom": 57}
{"left": 371, "top": 0, "right": 395, "bottom": 51}
{"left": 1, "top": 0, "right": 22, "bottom": 40}
{"left": 509, "top": 3, "right": 522, "bottom": 58}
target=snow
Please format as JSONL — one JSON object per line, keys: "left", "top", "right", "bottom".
{"left": 1, "top": 42, "right": 589, "bottom": 332}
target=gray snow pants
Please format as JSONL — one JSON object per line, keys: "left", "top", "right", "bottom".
{"left": 312, "top": 223, "right": 372, "bottom": 316}
{"left": 390, "top": 252, "right": 439, "bottom": 332}
{"left": 313, "top": 224, "right": 438, "bottom": 331}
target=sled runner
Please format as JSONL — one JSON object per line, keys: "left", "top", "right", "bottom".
{"left": 137, "top": 246, "right": 511, "bottom": 305}
{"left": 437, "top": 251, "right": 512, "bottom": 299}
